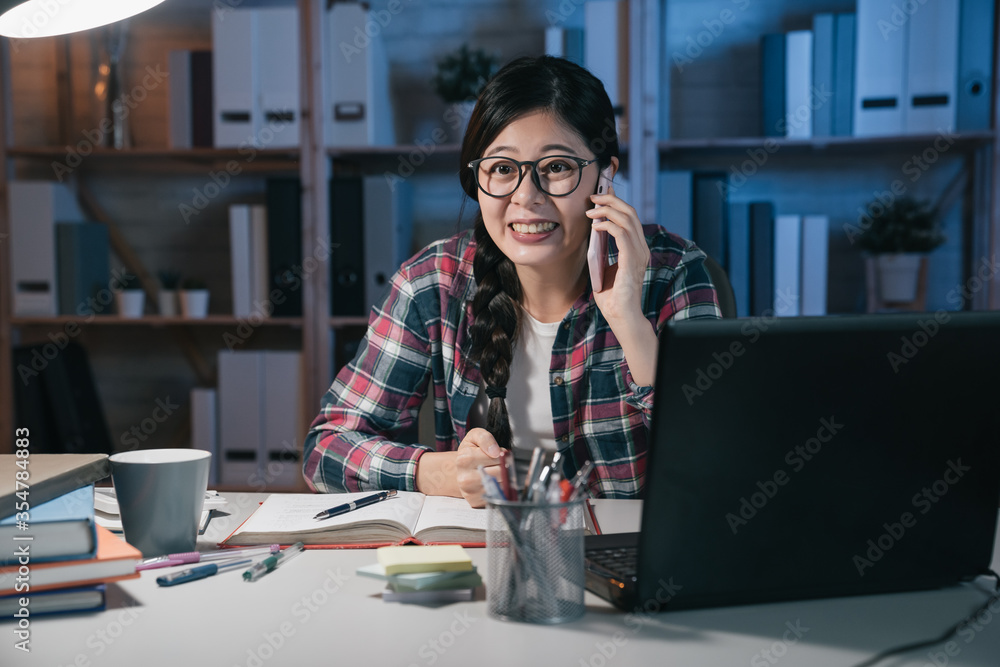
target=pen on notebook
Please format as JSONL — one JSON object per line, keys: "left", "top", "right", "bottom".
{"left": 313, "top": 489, "right": 397, "bottom": 520}
{"left": 156, "top": 557, "right": 254, "bottom": 587}
{"left": 243, "top": 542, "right": 305, "bottom": 582}
{"left": 137, "top": 545, "right": 280, "bottom": 571}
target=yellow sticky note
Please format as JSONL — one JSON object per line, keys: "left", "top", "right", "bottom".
{"left": 376, "top": 545, "right": 473, "bottom": 575}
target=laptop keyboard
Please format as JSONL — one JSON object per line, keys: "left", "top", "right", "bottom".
{"left": 587, "top": 544, "right": 638, "bottom": 578}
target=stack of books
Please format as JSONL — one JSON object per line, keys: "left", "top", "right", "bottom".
{"left": 0, "top": 455, "right": 143, "bottom": 617}
{"left": 359, "top": 545, "right": 482, "bottom": 604}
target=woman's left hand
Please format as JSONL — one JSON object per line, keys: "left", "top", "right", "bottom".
{"left": 586, "top": 185, "right": 651, "bottom": 327}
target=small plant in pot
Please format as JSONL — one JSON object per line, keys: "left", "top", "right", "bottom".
{"left": 179, "top": 277, "right": 210, "bottom": 319}
{"left": 157, "top": 270, "right": 180, "bottom": 317}
{"left": 431, "top": 44, "right": 498, "bottom": 143}
{"left": 115, "top": 272, "right": 145, "bottom": 318}
{"left": 855, "top": 196, "right": 945, "bottom": 303}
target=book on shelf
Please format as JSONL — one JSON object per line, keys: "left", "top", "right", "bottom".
{"left": 0, "top": 525, "right": 141, "bottom": 596}
{"left": 0, "top": 584, "right": 106, "bottom": 618}
{"left": 0, "top": 486, "right": 97, "bottom": 565}
{"left": 222, "top": 492, "right": 487, "bottom": 548}
{"left": 228, "top": 203, "right": 269, "bottom": 318}
{"left": 812, "top": 13, "right": 856, "bottom": 137}
{"left": 0, "top": 454, "right": 109, "bottom": 512}
{"left": 168, "top": 49, "right": 214, "bottom": 148}
{"left": 56, "top": 222, "right": 110, "bottom": 316}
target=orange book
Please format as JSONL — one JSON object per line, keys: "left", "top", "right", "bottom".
{"left": 0, "top": 525, "right": 141, "bottom": 596}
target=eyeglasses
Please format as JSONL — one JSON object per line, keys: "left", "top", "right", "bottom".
{"left": 467, "top": 155, "right": 598, "bottom": 198}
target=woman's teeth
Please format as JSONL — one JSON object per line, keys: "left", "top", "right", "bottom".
{"left": 512, "top": 221, "right": 557, "bottom": 234}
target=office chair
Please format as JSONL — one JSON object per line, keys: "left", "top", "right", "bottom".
{"left": 702, "top": 254, "right": 737, "bottom": 318}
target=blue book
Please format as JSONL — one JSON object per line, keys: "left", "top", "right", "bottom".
{"left": 55, "top": 223, "right": 109, "bottom": 316}
{"left": 749, "top": 202, "right": 775, "bottom": 316}
{"left": 0, "top": 486, "right": 97, "bottom": 565}
{"left": 956, "top": 0, "right": 994, "bottom": 132}
{"left": 0, "top": 584, "right": 106, "bottom": 617}
{"left": 832, "top": 14, "right": 856, "bottom": 136}
{"left": 760, "top": 33, "right": 786, "bottom": 136}
{"left": 727, "top": 203, "right": 751, "bottom": 318}
{"left": 812, "top": 14, "right": 835, "bottom": 137}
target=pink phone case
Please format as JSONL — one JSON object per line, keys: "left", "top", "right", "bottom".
{"left": 587, "top": 168, "right": 614, "bottom": 291}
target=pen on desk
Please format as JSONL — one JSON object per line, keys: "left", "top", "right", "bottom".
{"left": 243, "top": 542, "right": 305, "bottom": 582}
{"left": 137, "top": 545, "right": 280, "bottom": 571}
{"left": 313, "top": 489, "right": 397, "bottom": 520}
{"left": 156, "top": 557, "right": 254, "bottom": 587}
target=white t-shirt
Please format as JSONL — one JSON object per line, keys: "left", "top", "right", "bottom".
{"left": 468, "top": 310, "right": 560, "bottom": 478}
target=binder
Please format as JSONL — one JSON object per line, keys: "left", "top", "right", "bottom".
{"left": 329, "top": 177, "right": 365, "bottom": 316}
{"left": 265, "top": 178, "right": 303, "bottom": 317}
{"left": 362, "top": 176, "right": 412, "bottom": 314}
{"left": 228, "top": 204, "right": 254, "bottom": 317}
{"left": 749, "top": 202, "right": 775, "bottom": 316}
{"left": 212, "top": 9, "right": 257, "bottom": 147}
{"left": 585, "top": 0, "right": 628, "bottom": 135}
{"left": 56, "top": 223, "right": 109, "bottom": 316}
{"left": 854, "top": 0, "right": 906, "bottom": 136}
{"left": 250, "top": 204, "right": 269, "bottom": 312}
{"left": 545, "top": 27, "right": 584, "bottom": 66}
{"left": 218, "top": 351, "right": 261, "bottom": 486}
{"left": 905, "top": 0, "right": 959, "bottom": 134}
{"left": 760, "top": 33, "right": 786, "bottom": 137}
{"left": 9, "top": 181, "right": 86, "bottom": 316}
{"left": 727, "top": 203, "right": 751, "bottom": 318}
{"left": 262, "top": 351, "right": 302, "bottom": 489}
{"left": 190, "top": 388, "right": 218, "bottom": 485}
{"left": 956, "top": 0, "right": 993, "bottom": 132}
{"left": 812, "top": 15, "right": 835, "bottom": 137}
{"left": 691, "top": 172, "right": 729, "bottom": 271}
{"left": 659, "top": 171, "right": 692, "bottom": 240}
{"left": 784, "top": 31, "right": 813, "bottom": 139}
{"left": 326, "top": 3, "right": 395, "bottom": 146}
{"left": 800, "top": 215, "right": 829, "bottom": 316}
{"left": 773, "top": 214, "right": 801, "bottom": 317}
{"left": 256, "top": 7, "right": 300, "bottom": 148}
{"left": 167, "top": 50, "right": 213, "bottom": 149}
{"left": 832, "top": 14, "right": 856, "bottom": 136}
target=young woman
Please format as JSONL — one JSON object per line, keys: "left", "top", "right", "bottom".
{"left": 303, "top": 56, "right": 720, "bottom": 505}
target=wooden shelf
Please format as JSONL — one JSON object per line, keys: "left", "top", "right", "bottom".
{"left": 10, "top": 315, "right": 306, "bottom": 327}
{"left": 6, "top": 146, "right": 301, "bottom": 173}
{"left": 658, "top": 131, "right": 996, "bottom": 158}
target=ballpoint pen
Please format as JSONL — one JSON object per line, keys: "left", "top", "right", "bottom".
{"left": 156, "top": 557, "right": 255, "bottom": 587}
{"left": 243, "top": 542, "right": 305, "bottom": 582}
{"left": 137, "top": 545, "right": 280, "bottom": 571}
{"left": 313, "top": 489, "right": 398, "bottom": 520}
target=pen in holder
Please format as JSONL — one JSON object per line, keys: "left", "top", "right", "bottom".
{"left": 486, "top": 497, "right": 585, "bottom": 624}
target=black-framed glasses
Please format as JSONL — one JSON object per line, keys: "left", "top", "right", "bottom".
{"left": 467, "top": 155, "right": 598, "bottom": 198}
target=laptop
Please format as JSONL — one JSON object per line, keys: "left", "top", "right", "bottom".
{"left": 585, "top": 311, "right": 1000, "bottom": 612}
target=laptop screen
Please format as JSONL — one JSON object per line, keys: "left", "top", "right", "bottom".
{"left": 637, "top": 311, "right": 1000, "bottom": 611}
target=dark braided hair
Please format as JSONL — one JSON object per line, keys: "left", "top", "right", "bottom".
{"left": 459, "top": 56, "right": 619, "bottom": 450}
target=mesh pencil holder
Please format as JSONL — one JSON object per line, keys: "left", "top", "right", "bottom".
{"left": 486, "top": 498, "right": 585, "bottom": 624}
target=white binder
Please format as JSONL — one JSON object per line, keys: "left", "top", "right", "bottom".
{"left": 262, "top": 351, "right": 302, "bottom": 489}
{"left": 228, "top": 204, "right": 254, "bottom": 317}
{"left": 9, "top": 181, "right": 86, "bottom": 316}
{"left": 773, "top": 214, "right": 802, "bottom": 317}
{"left": 785, "top": 31, "right": 813, "bottom": 139}
{"left": 584, "top": 1, "right": 626, "bottom": 114}
{"left": 256, "top": 7, "right": 300, "bottom": 148}
{"left": 326, "top": 3, "right": 395, "bottom": 146}
{"left": 800, "top": 215, "right": 829, "bottom": 317}
{"left": 190, "top": 388, "right": 218, "bottom": 485}
{"left": 854, "top": 0, "right": 906, "bottom": 136}
{"left": 212, "top": 9, "right": 257, "bottom": 148}
{"left": 362, "top": 176, "right": 412, "bottom": 314}
{"left": 905, "top": 0, "right": 958, "bottom": 134}
{"left": 218, "top": 351, "right": 263, "bottom": 486}
{"left": 658, "top": 171, "right": 693, "bottom": 240}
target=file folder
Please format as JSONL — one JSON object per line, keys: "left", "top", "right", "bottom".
{"left": 905, "top": 0, "right": 958, "bottom": 134}
{"left": 212, "top": 9, "right": 257, "bottom": 147}
{"left": 362, "top": 176, "right": 412, "bottom": 315}
{"left": 854, "top": 0, "right": 905, "bottom": 136}
{"left": 256, "top": 7, "right": 300, "bottom": 148}
{"left": 956, "top": 0, "right": 994, "bottom": 132}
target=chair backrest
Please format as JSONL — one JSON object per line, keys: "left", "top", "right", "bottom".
{"left": 702, "top": 254, "right": 737, "bottom": 318}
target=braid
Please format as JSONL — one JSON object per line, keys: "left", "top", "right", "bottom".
{"left": 470, "top": 219, "right": 521, "bottom": 451}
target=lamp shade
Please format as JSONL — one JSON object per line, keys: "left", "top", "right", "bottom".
{"left": 0, "top": 0, "right": 167, "bottom": 38}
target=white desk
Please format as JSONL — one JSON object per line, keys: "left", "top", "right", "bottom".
{"left": 5, "top": 493, "right": 999, "bottom": 667}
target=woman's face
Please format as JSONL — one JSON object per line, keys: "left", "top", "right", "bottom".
{"left": 475, "top": 110, "right": 603, "bottom": 275}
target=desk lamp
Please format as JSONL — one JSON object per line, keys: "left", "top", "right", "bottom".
{"left": 0, "top": 0, "right": 167, "bottom": 38}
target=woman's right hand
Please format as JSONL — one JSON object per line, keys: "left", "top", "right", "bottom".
{"left": 455, "top": 428, "right": 503, "bottom": 508}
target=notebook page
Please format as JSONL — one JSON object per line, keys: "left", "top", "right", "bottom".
{"left": 412, "top": 495, "right": 487, "bottom": 536}
{"left": 232, "top": 491, "right": 425, "bottom": 537}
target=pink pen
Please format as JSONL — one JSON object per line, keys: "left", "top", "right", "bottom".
{"left": 137, "top": 545, "right": 279, "bottom": 571}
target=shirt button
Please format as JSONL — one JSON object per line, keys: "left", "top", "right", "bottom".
{"left": 563, "top": 322, "right": 570, "bottom": 330}
{"left": 554, "top": 376, "right": 564, "bottom": 386}
{"left": 560, "top": 435, "right": 569, "bottom": 443}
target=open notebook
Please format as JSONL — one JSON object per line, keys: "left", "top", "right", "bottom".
{"left": 222, "top": 492, "right": 487, "bottom": 548}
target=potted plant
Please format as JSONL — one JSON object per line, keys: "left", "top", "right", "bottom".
{"left": 157, "top": 270, "right": 180, "bottom": 317}
{"left": 115, "top": 272, "right": 145, "bottom": 318}
{"left": 432, "top": 44, "right": 498, "bottom": 143}
{"left": 856, "top": 196, "right": 945, "bottom": 303}
{"left": 179, "top": 277, "right": 210, "bottom": 319}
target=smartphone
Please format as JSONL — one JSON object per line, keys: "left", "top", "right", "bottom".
{"left": 587, "top": 166, "right": 615, "bottom": 291}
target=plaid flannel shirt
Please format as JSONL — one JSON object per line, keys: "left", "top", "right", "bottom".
{"left": 304, "top": 224, "right": 721, "bottom": 498}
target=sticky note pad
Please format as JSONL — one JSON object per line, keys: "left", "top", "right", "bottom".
{"left": 376, "top": 545, "right": 473, "bottom": 575}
